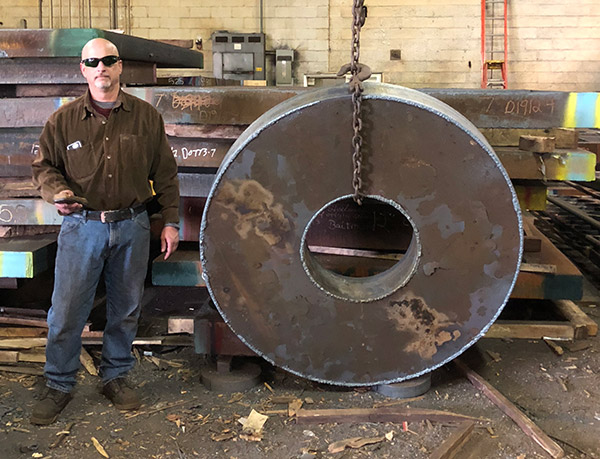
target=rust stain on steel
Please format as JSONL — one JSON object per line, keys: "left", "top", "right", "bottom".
{"left": 203, "top": 83, "right": 524, "bottom": 386}
{"left": 386, "top": 297, "right": 461, "bottom": 361}
{"left": 214, "top": 179, "right": 293, "bottom": 246}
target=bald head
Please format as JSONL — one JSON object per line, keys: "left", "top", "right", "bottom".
{"left": 81, "top": 38, "right": 119, "bottom": 60}
{"left": 80, "top": 38, "right": 122, "bottom": 101}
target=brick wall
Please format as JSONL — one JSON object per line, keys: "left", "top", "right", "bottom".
{"left": 1, "top": 0, "right": 599, "bottom": 90}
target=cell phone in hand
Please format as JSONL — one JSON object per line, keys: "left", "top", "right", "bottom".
{"left": 53, "top": 195, "right": 89, "bottom": 206}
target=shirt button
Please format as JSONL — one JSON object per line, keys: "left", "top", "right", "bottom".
{"left": 107, "top": 155, "right": 111, "bottom": 160}
{"left": 105, "top": 137, "right": 109, "bottom": 141}
{"left": 108, "top": 174, "right": 113, "bottom": 178}
{"left": 102, "top": 120, "right": 107, "bottom": 125}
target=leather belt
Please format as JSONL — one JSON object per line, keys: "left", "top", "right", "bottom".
{"left": 83, "top": 204, "right": 146, "bottom": 223}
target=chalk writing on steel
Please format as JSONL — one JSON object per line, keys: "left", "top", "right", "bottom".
{"left": 171, "top": 146, "right": 217, "bottom": 159}
{"left": 327, "top": 220, "right": 360, "bottom": 231}
{"left": 168, "top": 77, "right": 185, "bottom": 86}
{"left": 172, "top": 93, "right": 218, "bottom": 110}
{"left": 484, "top": 97, "right": 556, "bottom": 116}
{"left": 0, "top": 205, "right": 14, "bottom": 223}
{"left": 504, "top": 98, "right": 555, "bottom": 116}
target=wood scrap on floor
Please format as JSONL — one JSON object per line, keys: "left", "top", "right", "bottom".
{"left": 429, "top": 421, "right": 475, "bottom": 459}
{"left": 238, "top": 409, "right": 269, "bottom": 441}
{"left": 50, "top": 421, "right": 75, "bottom": 449}
{"left": 79, "top": 347, "right": 98, "bottom": 376}
{"left": 295, "top": 406, "right": 484, "bottom": 425}
{"left": 288, "top": 398, "right": 303, "bottom": 417}
{"left": 544, "top": 339, "right": 564, "bottom": 356}
{"left": 327, "top": 435, "right": 386, "bottom": 454}
{"left": 454, "top": 359, "right": 565, "bottom": 458}
{"left": 91, "top": 436, "right": 109, "bottom": 458}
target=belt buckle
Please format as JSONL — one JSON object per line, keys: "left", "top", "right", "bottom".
{"left": 100, "top": 211, "right": 107, "bottom": 223}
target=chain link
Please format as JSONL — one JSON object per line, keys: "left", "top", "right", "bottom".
{"left": 350, "top": 0, "right": 367, "bottom": 205}
{"left": 336, "top": 1, "right": 370, "bottom": 205}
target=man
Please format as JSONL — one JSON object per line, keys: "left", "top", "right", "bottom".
{"left": 31, "top": 38, "right": 180, "bottom": 425}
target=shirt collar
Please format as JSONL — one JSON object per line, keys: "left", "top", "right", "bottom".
{"left": 82, "top": 89, "right": 131, "bottom": 119}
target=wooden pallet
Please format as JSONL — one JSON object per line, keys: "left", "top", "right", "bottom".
{"left": 485, "top": 299, "right": 597, "bottom": 340}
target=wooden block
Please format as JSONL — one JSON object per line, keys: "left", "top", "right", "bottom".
{"left": 554, "top": 300, "right": 598, "bottom": 338}
{"left": 485, "top": 321, "right": 575, "bottom": 340}
{"left": 0, "top": 350, "right": 19, "bottom": 363}
{"left": 0, "top": 317, "right": 48, "bottom": 328}
{"left": 496, "top": 148, "right": 596, "bottom": 182}
{"left": 554, "top": 128, "right": 580, "bottom": 149}
{"left": 0, "top": 337, "right": 47, "bottom": 349}
{"left": 482, "top": 128, "right": 578, "bottom": 149}
{"left": 243, "top": 80, "right": 267, "bottom": 87}
{"left": 519, "top": 135, "right": 556, "bottom": 153}
{"left": 520, "top": 263, "right": 557, "bottom": 274}
{"left": 18, "top": 349, "right": 46, "bottom": 363}
{"left": 0, "top": 328, "right": 47, "bottom": 338}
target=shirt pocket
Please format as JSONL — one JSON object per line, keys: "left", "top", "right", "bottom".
{"left": 64, "top": 143, "right": 100, "bottom": 180}
{"left": 119, "top": 134, "right": 149, "bottom": 171}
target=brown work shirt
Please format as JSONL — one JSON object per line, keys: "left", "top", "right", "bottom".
{"left": 32, "top": 90, "right": 179, "bottom": 224}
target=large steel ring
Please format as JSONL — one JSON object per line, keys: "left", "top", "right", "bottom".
{"left": 200, "top": 83, "right": 523, "bottom": 386}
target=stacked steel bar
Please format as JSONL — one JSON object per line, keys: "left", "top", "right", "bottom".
{"left": 3, "top": 85, "right": 597, "bottom": 231}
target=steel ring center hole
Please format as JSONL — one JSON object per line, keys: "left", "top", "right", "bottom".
{"left": 301, "top": 195, "right": 421, "bottom": 302}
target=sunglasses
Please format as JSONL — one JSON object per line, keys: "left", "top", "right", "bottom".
{"left": 81, "top": 55, "right": 120, "bottom": 68}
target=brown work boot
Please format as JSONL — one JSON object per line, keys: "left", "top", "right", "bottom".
{"left": 30, "top": 387, "right": 73, "bottom": 425}
{"left": 102, "top": 378, "right": 141, "bottom": 410}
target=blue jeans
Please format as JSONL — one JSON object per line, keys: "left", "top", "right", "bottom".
{"left": 45, "top": 211, "right": 150, "bottom": 393}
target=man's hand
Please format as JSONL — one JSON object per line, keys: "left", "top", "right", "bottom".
{"left": 53, "top": 190, "right": 82, "bottom": 215}
{"left": 161, "top": 226, "right": 179, "bottom": 260}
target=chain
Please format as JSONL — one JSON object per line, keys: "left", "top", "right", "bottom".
{"left": 338, "top": 0, "right": 370, "bottom": 205}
